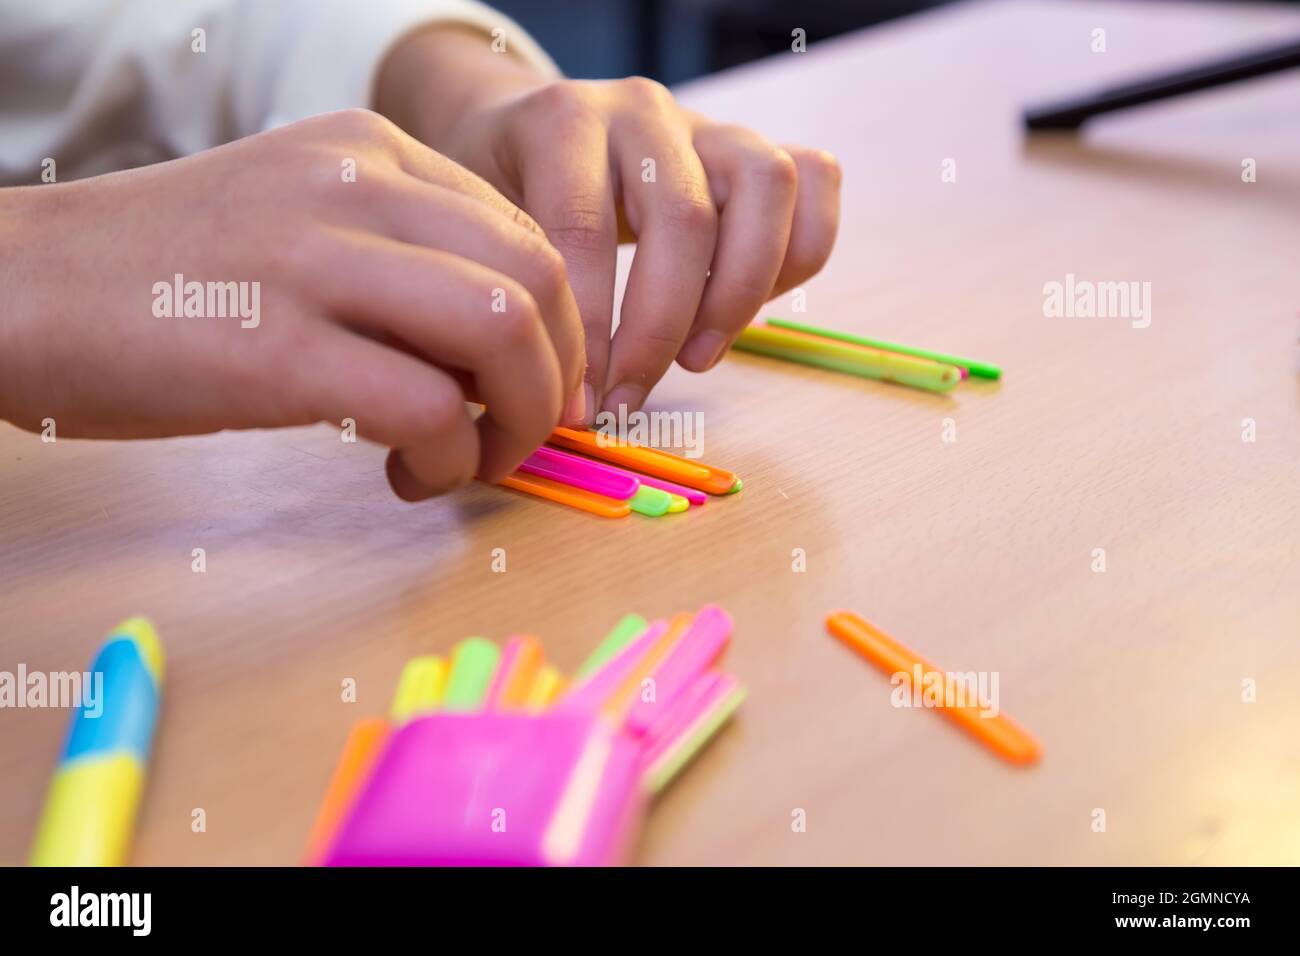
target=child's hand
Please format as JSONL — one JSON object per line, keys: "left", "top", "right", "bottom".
{"left": 0, "top": 110, "right": 586, "bottom": 499}
{"left": 379, "top": 27, "right": 842, "bottom": 425}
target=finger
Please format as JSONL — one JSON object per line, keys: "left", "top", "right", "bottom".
{"left": 275, "top": 320, "right": 480, "bottom": 500}
{"left": 604, "top": 81, "right": 718, "bottom": 415}
{"left": 678, "top": 125, "right": 798, "bottom": 371}
{"left": 771, "top": 145, "right": 842, "bottom": 296}
{"left": 504, "top": 91, "right": 619, "bottom": 427}
{"left": 386, "top": 117, "right": 551, "bottom": 239}
{"left": 311, "top": 228, "right": 565, "bottom": 482}
{"left": 366, "top": 172, "right": 587, "bottom": 411}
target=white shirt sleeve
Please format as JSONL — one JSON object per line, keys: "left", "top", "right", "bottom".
{"left": 0, "top": 0, "right": 559, "bottom": 185}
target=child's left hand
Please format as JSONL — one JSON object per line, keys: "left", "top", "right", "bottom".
{"left": 378, "top": 25, "right": 841, "bottom": 426}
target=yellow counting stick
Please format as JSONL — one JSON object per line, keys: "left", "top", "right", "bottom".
{"left": 734, "top": 325, "right": 961, "bottom": 392}
{"left": 525, "top": 664, "right": 569, "bottom": 711}
{"left": 388, "top": 656, "right": 448, "bottom": 724}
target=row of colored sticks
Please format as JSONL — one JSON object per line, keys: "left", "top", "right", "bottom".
{"left": 306, "top": 606, "right": 745, "bottom": 866}
{"left": 494, "top": 427, "right": 741, "bottom": 518}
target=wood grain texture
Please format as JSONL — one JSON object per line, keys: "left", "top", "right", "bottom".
{"left": 2, "top": 0, "right": 1298, "bottom": 865}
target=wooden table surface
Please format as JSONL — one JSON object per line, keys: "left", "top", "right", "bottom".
{"left": 3, "top": 0, "right": 1299, "bottom": 866}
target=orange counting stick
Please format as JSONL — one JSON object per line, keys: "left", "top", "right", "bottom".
{"left": 498, "top": 471, "right": 632, "bottom": 518}
{"left": 303, "top": 717, "right": 391, "bottom": 864}
{"left": 825, "top": 611, "right": 1042, "bottom": 766}
{"left": 547, "top": 427, "right": 738, "bottom": 496}
{"left": 485, "top": 635, "right": 545, "bottom": 710}
{"left": 524, "top": 664, "right": 569, "bottom": 711}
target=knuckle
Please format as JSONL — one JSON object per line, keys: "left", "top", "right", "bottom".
{"left": 801, "top": 147, "right": 843, "bottom": 187}
{"left": 662, "top": 192, "right": 717, "bottom": 233}
{"left": 508, "top": 203, "right": 545, "bottom": 237}
{"left": 528, "top": 82, "right": 600, "bottom": 127}
{"left": 716, "top": 268, "right": 774, "bottom": 303}
{"left": 524, "top": 241, "right": 571, "bottom": 303}
{"left": 544, "top": 205, "right": 613, "bottom": 254}
{"left": 747, "top": 146, "right": 799, "bottom": 192}
{"left": 329, "top": 107, "right": 398, "bottom": 141}
{"left": 786, "top": 235, "right": 835, "bottom": 280}
{"left": 494, "top": 284, "right": 543, "bottom": 346}
{"left": 262, "top": 219, "right": 331, "bottom": 283}
{"left": 818, "top": 150, "right": 843, "bottom": 186}
{"left": 629, "top": 324, "right": 685, "bottom": 355}
{"left": 620, "top": 75, "right": 671, "bottom": 107}
{"left": 256, "top": 315, "right": 315, "bottom": 386}
{"left": 413, "top": 395, "right": 470, "bottom": 449}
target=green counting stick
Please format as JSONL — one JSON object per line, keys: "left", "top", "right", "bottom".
{"left": 766, "top": 317, "right": 1002, "bottom": 380}
{"left": 441, "top": 637, "right": 500, "bottom": 711}
{"left": 630, "top": 485, "right": 673, "bottom": 517}
{"left": 576, "top": 614, "right": 649, "bottom": 680}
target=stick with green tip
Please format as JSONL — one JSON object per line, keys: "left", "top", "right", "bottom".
{"left": 766, "top": 317, "right": 1002, "bottom": 380}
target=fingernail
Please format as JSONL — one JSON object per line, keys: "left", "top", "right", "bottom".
{"left": 582, "top": 383, "right": 596, "bottom": 426}
{"left": 602, "top": 384, "right": 646, "bottom": 417}
{"left": 679, "top": 331, "right": 729, "bottom": 371}
{"left": 562, "top": 383, "right": 586, "bottom": 426}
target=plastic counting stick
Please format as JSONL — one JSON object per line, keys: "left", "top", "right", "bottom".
{"left": 524, "top": 664, "right": 569, "bottom": 711}
{"left": 442, "top": 637, "right": 501, "bottom": 712}
{"left": 389, "top": 656, "right": 447, "bottom": 723}
{"left": 734, "top": 325, "right": 961, "bottom": 392}
{"left": 576, "top": 614, "right": 650, "bottom": 679}
{"left": 626, "top": 605, "right": 732, "bottom": 736}
{"left": 548, "top": 428, "right": 738, "bottom": 495}
{"left": 561, "top": 620, "right": 668, "bottom": 714}
{"left": 826, "top": 611, "right": 1042, "bottom": 766}
{"left": 498, "top": 472, "right": 631, "bottom": 518}
{"left": 630, "top": 485, "right": 673, "bottom": 517}
{"left": 637, "top": 474, "right": 708, "bottom": 506}
{"left": 304, "top": 717, "right": 390, "bottom": 865}
{"left": 640, "top": 672, "right": 746, "bottom": 794}
{"left": 767, "top": 317, "right": 1002, "bottom": 380}
{"left": 484, "top": 635, "right": 544, "bottom": 710}
{"left": 520, "top": 447, "right": 639, "bottom": 500}
{"left": 29, "top": 618, "right": 164, "bottom": 867}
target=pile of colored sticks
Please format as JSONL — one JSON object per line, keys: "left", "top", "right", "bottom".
{"left": 496, "top": 427, "right": 741, "bottom": 518}
{"left": 307, "top": 606, "right": 745, "bottom": 866}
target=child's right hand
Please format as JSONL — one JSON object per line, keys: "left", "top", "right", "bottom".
{"left": 0, "top": 110, "right": 586, "bottom": 500}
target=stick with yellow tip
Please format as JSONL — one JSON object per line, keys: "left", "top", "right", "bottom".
{"left": 389, "top": 656, "right": 447, "bottom": 724}
{"left": 30, "top": 617, "right": 164, "bottom": 866}
{"left": 524, "top": 665, "right": 569, "bottom": 711}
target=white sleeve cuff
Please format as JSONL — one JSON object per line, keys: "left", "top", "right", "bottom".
{"left": 261, "top": 0, "right": 560, "bottom": 131}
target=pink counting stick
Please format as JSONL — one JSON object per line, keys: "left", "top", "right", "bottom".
{"left": 625, "top": 605, "right": 732, "bottom": 736}
{"left": 558, "top": 620, "right": 669, "bottom": 715}
{"left": 520, "top": 447, "right": 639, "bottom": 500}
{"left": 639, "top": 672, "right": 745, "bottom": 793}
{"left": 538, "top": 446, "right": 708, "bottom": 506}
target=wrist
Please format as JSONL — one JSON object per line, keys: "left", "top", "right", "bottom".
{"left": 376, "top": 23, "right": 549, "bottom": 153}
{"left": 0, "top": 185, "right": 49, "bottom": 425}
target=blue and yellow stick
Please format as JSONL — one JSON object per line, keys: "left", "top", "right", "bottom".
{"left": 29, "top": 617, "right": 164, "bottom": 866}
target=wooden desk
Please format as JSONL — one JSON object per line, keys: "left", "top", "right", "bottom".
{"left": 2, "top": 0, "right": 1299, "bottom": 865}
